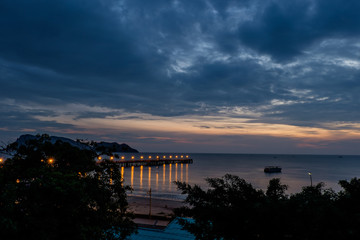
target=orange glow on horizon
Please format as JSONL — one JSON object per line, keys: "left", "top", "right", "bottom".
{"left": 35, "top": 111, "right": 360, "bottom": 146}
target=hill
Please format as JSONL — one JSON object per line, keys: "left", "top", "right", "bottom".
{"left": 13, "top": 134, "right": 139, "bottom": 153}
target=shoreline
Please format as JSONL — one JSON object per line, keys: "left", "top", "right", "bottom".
{"left": 127, "top": 195, "right": 185, "bottom": 218}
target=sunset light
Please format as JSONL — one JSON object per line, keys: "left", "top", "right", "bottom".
{"left": 3, "top": 1, "right": 360, "bottom": 239}
{"left": 1, "top": 0, "right": 360, "bottom": 155}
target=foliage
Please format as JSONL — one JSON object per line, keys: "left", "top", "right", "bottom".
{"left": 175, "top": 174, "right": 264, "bottom": 239}
{"left": 0, "top": 134, "right": 135, "bottom": 240}
{"left": 175, "top": 175, "right": 360, "bottom": 240}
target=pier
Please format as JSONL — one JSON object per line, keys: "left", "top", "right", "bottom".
{"left": 112, "top": 158, "right": 193, "bottom": 167}
{"left": 96, "top": 154, "right": 193, "bottom": 167}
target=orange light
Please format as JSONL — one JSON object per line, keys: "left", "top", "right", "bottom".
{"left": 175, "top": 155, "right": 178, "bottom": 158}
{"left": 149, "top": 156, "right": 152, "bottom": 159}
{"left": 0, "top": 158, "right": 3, "bottom": 163}
{"left": 169, "top": 155, "right": 172, "bottom": 159}
{"left": 98, "top": 156, "right": 102, "bottom": 160}
{"left": 48, "top": 158, "right": 54, "bottom": 164}
{"left": 181, "top": 155, "right": 183, "bottom": 158}
{"left": 16, "top": 179, "right": 20, "bottom": 183}
{"left": 156, "top": 156, "right": 159, "bottom": 159}
{"left": 110, "top": 156, "right": 114, "bottom": 160}
{"left": 186, "top": 155, "right": 189, "bottom": 158}
{"left": 131, "top": 156, "right": 135, "bottom": 160}
{"left": 41, "top": 159, "right": 44, "bottom": 163}
{"left": 140, "top": 156, "right": 144, "bottom": 159}
{"left": 163, "top": 156, "right": 166, "bottom": 159}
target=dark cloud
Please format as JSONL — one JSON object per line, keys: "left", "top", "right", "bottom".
{"left": 1, "top": 0, "right": 360, "bottom": 153}
{"left": 0, "top": 0, "right": 153, "bottom": 78}
{"left": 175, "top": 59, "right": 281, "bottom": 111}
{"left": 238, "top": 0, "right": 360, "bottom": 61}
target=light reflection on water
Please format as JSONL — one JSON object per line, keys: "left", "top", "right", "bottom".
{"left": 148, "top": 167, "right": 151, "bottom": 190}
{"left": 118, "top": 153, "right": 360, "bottom": 199}
{"left": 130, "top": 166, "right": 134, "bottom": 188}
{"left": 169, "top": 163, "right": 172, "bottom": 191}
{"left": 122, "top": 161, "right": 189, "bottom": 199}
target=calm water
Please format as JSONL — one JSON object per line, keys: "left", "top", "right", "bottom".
{"left": 119, "top": 153, "right": 360, "bottom": 199}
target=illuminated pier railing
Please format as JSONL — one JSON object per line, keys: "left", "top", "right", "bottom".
{"left": 96, "top": 154, "right": 193, "bottom": 167}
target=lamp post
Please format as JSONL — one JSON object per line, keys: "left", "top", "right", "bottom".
{"left": 308, "top": 172, "right": 313, "bottom": 187}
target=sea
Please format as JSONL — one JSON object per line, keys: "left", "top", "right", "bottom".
{"left": 119, "top": 153, "right": 360, "bottom": 200}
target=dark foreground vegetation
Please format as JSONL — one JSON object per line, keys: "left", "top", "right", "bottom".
{"left": 0, "top": 134, "right": 136, "bottom": 240}
{"left": 2, "top": 134, "right": 360, "bottom": 240}
{"left": 175, "top": 174, "right": 360, "bottom": 240}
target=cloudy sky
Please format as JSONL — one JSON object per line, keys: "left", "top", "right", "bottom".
{"left": 1, "top": 0, "right": 360, "bottom": 154}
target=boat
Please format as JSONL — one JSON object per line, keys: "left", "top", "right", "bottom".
{"left": 264, "top": 166, "right": 282, "bottom": 173}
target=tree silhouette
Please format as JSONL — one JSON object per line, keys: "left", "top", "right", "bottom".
{"left": 0, "top": 134, "right": 135, "bottom": 240}
{"left": 176, "top": 174, "right": 360, "bottom": 240}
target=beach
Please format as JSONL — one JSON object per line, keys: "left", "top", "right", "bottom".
{"left": 127, "top": 195, "right": 185, "bottom": 228}
{"left": 128, "top": 195, "right": 184, "bottom": 217}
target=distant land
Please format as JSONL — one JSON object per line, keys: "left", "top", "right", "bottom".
{"left": 13, "top": 134, "right": 139, "bottom": 153}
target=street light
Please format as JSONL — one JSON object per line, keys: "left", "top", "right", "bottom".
{"left": 308, "top": 172, "right": 313, "bottom": 187}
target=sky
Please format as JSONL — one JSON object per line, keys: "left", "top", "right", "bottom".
{"left": 1, "top": 0, "right": 360, "bottom": 154}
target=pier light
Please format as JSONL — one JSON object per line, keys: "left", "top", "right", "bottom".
{"left": 163, "top": 156, "right": 166, "bottom": 159}
{"left": 131, "top": 156, "right": 135, "bottom": 160}
{"left": 175, "top": 155, "right": 178, "bottom": 158}
{"left": 156, "top": 156, "right": 159, "bottom": 159}
{"left": 181, "top": 155, "right": 183, "bottom": 158}
{"left": 110, "top": 156, "right": 114, "bottom": 160}
{"left": 169, "top": 155, "right": 172, "bottom": 159}
{"left": 48, "top": 158, "right": 54, "bottom": 164}
{"left": 149, "top": 156, "right": 152, "bottom": 159}
{"left": 98, "top": 156, "right": 102, "bottom": 160}
{"left": 121, "top": 156, "right": 125, "bottom": 160}
{"left": 141, "top": 156, "right": 144, "bottom": 159}
{"left": 16, "top": 179, "right": 20, "bottom": 183}
{"left": 0, "top": 158, "right": 3, "bottom": 163}
{"left": 41, "top": 159, "right": 44, "bottom": 163}
{"left": 186, "top": 155, "right": 189, "bottom": 158}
